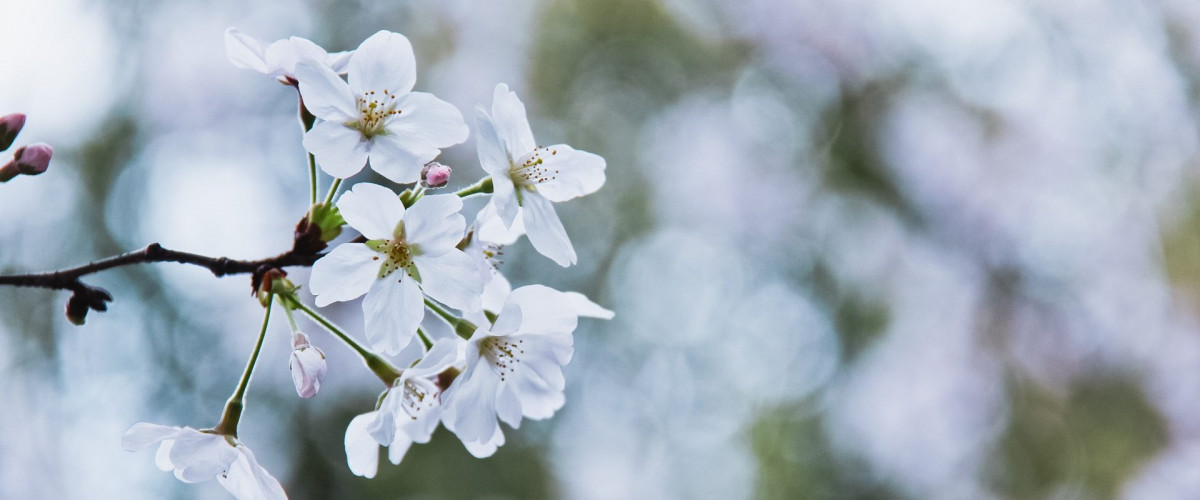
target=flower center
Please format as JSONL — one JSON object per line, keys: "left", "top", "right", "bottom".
{"left": 401, "top": 377, "right": 438, "bottom": 420}
{"left": 509, "top": 146, "right": 559, "bottom": 189}
{"left": 481, "top": 336, "right": 525, "bottom": 382}
{"left": 482, "top": 243, "right": 505, "bottom": 270}
{"left": 367, "top": 237, "right": 414, "bottom": 279}
{"left": 354, "top": 89, "right": 402, "bottom": 138}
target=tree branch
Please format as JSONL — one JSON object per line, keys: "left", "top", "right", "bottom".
{"left": 0, "top": 243, "right": 320, "bottom": 291}
{"left": 0, "top": 217, "right": 329, "bottom": 324}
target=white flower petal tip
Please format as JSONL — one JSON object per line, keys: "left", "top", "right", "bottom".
{"left": 290, "top": 332, "right": 327, "bottom": 398}
{"left": 124, "top": 423, "right": 286, "bottom": 499}
{"left": 564, "top": 291, "right": 614, "bottom": 320}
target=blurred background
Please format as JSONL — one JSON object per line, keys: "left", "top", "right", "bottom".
{"left": 3, "top": 0, "right": 1200, "bottom": 498}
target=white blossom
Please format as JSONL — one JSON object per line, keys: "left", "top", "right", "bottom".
{"left": 295, "top": 30, "right": 468, "bottom": 183}
{"left": 122, "top": 423, "right": 286, "bottom": 500}
{"left": 308, "top": 183, "right": 482, "bottom": 354}
{"left": 224, "top": 28, "right": 352, "bottom": 83}
{"left": 344, "top": 338, "right": 457, "bottom": 477}
{"left": 441, "top": 285, "right": 593, "bottom": 457}
{"left": 475, "top": 83, "right": 606, "bottom": 267}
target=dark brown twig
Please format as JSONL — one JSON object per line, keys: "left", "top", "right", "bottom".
{"left": 0, "top": 217, "right": 329, "bottom": 324}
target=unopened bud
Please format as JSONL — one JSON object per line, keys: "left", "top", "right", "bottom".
{"left": 420, "top": 161, "right": 452, "bottom": 188}
{"left": 0, "top": 143, "right": 52, "bottom": 183}
{"left": 0, "top": 113, "right": 25, "bottom": 152}
{"left": 289, "top": 332, "right": 327, "bottom": 398}
{"left": 13, "top": 143, "right": 52, "bottom": 174}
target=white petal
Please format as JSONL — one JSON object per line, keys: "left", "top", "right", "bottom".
{"left": 492, "top": 180, "right": 520, "bottom": 229}
{"left": 532, "top": 145, "right": 606, "bottom": 202}
{"left": 507, "top": 285, "right": 579, "bottom": 337}
{"left": 366, "top": 134, "right": 429, "bottom": 184}
{"left": 520, "top": 193, "right": 576, "bottom": 267}
{"left": 475, "top": 203, "right": 524, "bottom": 245}
{"left": 460, "top": 425, "right": 505, "bottom": 459}
{"left": 403, "top": 405, "right": 443, "bottom": 444}
{"left": 517, "top": 335, "right": 571, "bottom": 389}
{"left": 407, "top": 337, "right": 459, "bottom": 378}
{"left": 263, "top": 36, "right": 328, "bottom": 79}
{"left": 491, "top": 83, "right": 536, "bottom": 156}
{"left": 309, "top": 243, "right": 379, "bottom": 306}
{"left": 169, "top": 430, "right": 237, "bottom": 483}
{"left": 490, "top": 302, "right": 523, "bottom": 337}
{"left": 481, "top": 270, "right": 512, "bottom": 315}
{"left": 217, "top": 446, "right": 287, "bottom": 500}
{"left": 363, "top": 274, "right": 423, "bottom": 355}
{"left": 388, "top": 92, "right": 469, "bottom": 149}
{"left": 405, "top": 194, "right": 464, "bottom": 255}
{"left": 155, "top": 441, "right": 176, "bottom": 471}
{"left": 565, "top": 291, "right": 614, "bottom": 319}
{"left": 294, "top": 61, "right": 357, "bottom": 122}
{"left": 304, "top": 120, "right": 370, "bottom": 179}
{"left": 224, "top": 28, "right": 268, "bottom": 73}
{"left": 510, "top": 368, "right": 565, "bottom": 420}
{"left": 348, "top": 31, "right": 416, "bottom": 95}
{"left": 443, "top": 357, "right": 500, "bottom": 443}
{"left": 336, "top": 182, "right": 405, "bottom": 240}
{"left": 496, "top": 382, "right": 523, "bottom": 429}
{"left": 387, "top": 433, "right": 415, "bottom": 465}
{"left": 325, "top": 50, "right": 354, "bottom": 74}
{"left": 345, "top": 413, "right": 381, "bottom": 478}
{"left": 475, "top": 108, "right": 511, "bottom": 177}
{"left": 122, "top": 422, "right": 180, "bottom": 452}
{"left": 414, "top": 251, "right": 482, "bottom": 311}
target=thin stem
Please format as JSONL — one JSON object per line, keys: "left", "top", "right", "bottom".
{"left": 455, "top": 177, "right": 494, "bottom": 198}
{"left": 323, "top": 178, "right": 344, "bottom": 206}
{"left": 424, "top": 297, "right": 458, "bottom": 324}
{"left": 416, "top": 327, "right": 433, "bottom": 350}
{"left": 282, "top": 303, "right": 299, "bottom": 333}
{"left": 215, "top": 293, "right": 274, "bottom": 437}
{"left": 307, "top": 153, "right": 318, "bottom": 208}
{"left": 292, "top": 299, "right": 402, "bottom": 386}
{"left": 424, "top": 298, "right": 478, "bottom": 339}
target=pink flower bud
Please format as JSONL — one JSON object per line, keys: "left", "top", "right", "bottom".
{"left": 13, "top": 143, "right": 52, "bottom": 175}
{"left": 0, "top": 142, "right": 52, "bottom": 183}
{"left": 0, "top": 113, "right": 25, "bottom": 151}
{"left": 420, "top": 161, "right": 452, "bottom": 188}
{"left": 289, "top": 332, "right": 327, "bottom": 398}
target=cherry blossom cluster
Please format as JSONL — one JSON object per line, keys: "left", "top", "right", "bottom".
{"left": 120, "top": 29, "right": 611, "bottom": 499}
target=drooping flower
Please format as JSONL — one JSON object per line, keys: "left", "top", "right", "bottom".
{"left": 295, "top": 30, "right": 468, "bottom": 183}
{"left": 224, "top": 28, "right": 352, "bottom": 84}
{"left": 344, "top": 338, "right": 457, "bottom": 477}
{"left": 308, "top": 183, "right": 482, "bottom": 354}
{"left": 122, "top": 423, "right": 286, "bottom": 500}
{"left": 289, "top": 332, "right": 327, "bottom": 398}
{"left": 440, "top": 285, "right": 589, "bottom": 457}
{"left": 475, "top": 83, "right": 606, "bottom": 267}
